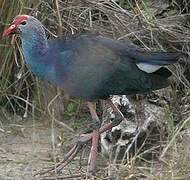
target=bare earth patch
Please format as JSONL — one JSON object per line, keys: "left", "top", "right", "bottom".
{"left": 0, "top": 119, "right": 66, "bottom": 180}
{"left": 0, "top": 100, "right": 189, "bottom": 180}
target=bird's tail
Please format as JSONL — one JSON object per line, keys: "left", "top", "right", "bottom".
{"left": 136, "top": 52, "right": 181, "bottom": 65}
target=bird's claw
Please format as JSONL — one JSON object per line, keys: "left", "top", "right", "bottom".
{"left": 36, "top": 122, "right": 113, "bottom": 177}
{"left": 37, "top": 133, "right": 92, "bottom": 176}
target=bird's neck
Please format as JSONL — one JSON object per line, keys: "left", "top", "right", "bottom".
{"left": 21, "top": 29, "right": 51, "bottom": 79}
{"left": 21, "top": 29, "right": 49, "bottom": 59}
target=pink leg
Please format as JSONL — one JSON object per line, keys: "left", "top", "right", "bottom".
{"left": 38, "top": 99, "right": 125, "bottom": 176}
{"left": 87, "top": 102, "right": 100, "bottom": 173}
{"left": 88, "top": 129, "right": 99, "bottom": 173}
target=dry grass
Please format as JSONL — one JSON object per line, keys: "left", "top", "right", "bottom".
{"left": 0, "top": 0, "right": 190, "bottom": 179}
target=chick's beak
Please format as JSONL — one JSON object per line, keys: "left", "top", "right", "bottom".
{"left": 3, "top": 24, "right": 17, "bottom": 37}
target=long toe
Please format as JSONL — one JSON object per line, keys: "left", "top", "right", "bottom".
{"left": 88, "top": 129, "right": 100, "bottom": 174}
{"left": 37, "top": 132, "right": 92, "bottom": 176}
{"left": 37, "top": 115, "right": 118, "bottom": 177}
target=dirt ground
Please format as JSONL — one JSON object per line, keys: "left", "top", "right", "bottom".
{"left": 0, "top": 114, "right": 85, "bottom": 180}
{"left": 0, "top": 119, "right": 52, "bottom": 179}
{"left": 0, "top": 110, "right": 106, "bottom": 180}
{"left": 0, "top": 106, "right": 190, "bottom": 180}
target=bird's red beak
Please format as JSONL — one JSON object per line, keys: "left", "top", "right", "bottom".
{"left": 3, "top": 24, "right": 17, "bottom": 37}
{"left": 3, "top": 15, "right": 29, "bottom": 37}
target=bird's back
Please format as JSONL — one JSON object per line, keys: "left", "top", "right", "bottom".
{"left": 43, "top": 34, "right": 179, "bottom": 100}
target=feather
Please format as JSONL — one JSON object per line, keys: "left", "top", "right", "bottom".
{"left": 136, "top": 63, "right": 161, "bottom": 73}
{"left": 4, "top": 16, "right": 181, "bottom": 100}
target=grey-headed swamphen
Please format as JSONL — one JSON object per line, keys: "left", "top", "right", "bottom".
{"left": 3, "top": 15, "right": 181, "bottom": 174}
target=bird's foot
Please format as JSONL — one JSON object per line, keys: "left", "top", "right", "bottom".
{"left": 36, "top": 132, "right": 91, "bottom": 176}
{"left": 36, "top": 99, "right": 124, "bottom": 177}
{"left": 37, "top": 122, "right": 113, "bottom": 177}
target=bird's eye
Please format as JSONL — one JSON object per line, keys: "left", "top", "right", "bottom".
{"left": 21, "top": 21, "right": 26, "bottom": 25}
